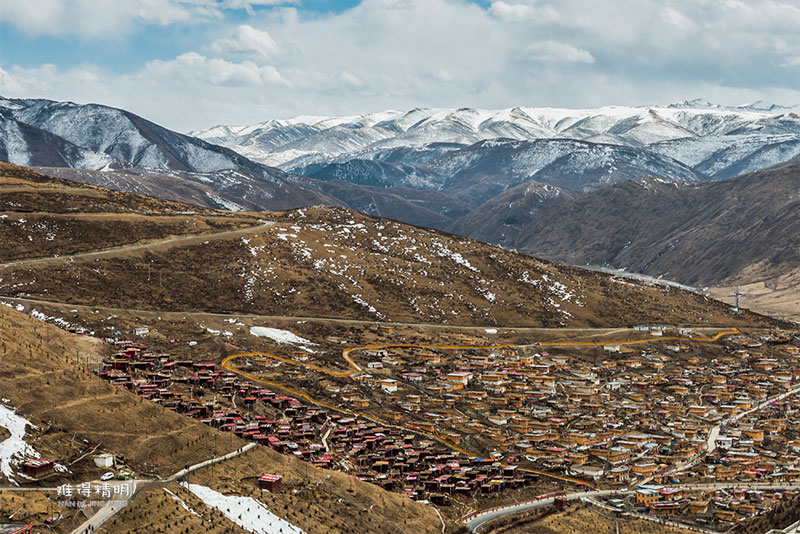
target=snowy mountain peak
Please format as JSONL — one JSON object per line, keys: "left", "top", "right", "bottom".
{"left": 192, "top": 102, "right": 800, "bottom": 170}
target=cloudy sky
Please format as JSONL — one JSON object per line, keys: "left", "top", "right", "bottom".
{"left": 1, "top": 0, "right": 799, "bottom": 132}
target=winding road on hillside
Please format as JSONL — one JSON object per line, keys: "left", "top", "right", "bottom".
{"left": 462, "top": 478, "right": 800, "bottom": 532}
{"left": 68, "top": 443, "right": 258, "bottom": 534}
{"left": 220, "top": 327, "right": 741, "bottom": 492}
{"left": 0, "top": 221, "right": 276, "bottom": 269}
{"left": 4, "top": 295, "right": 736, "bottom": 335}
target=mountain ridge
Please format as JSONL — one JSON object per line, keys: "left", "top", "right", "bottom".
{"left": 193, "top": 102, "right": 800, "bottom": 175}
{"left": 451, "top": 159, "right": 800, "bottom": 321}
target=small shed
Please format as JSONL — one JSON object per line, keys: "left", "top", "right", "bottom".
{"left": 21, "top": 459, "right": 54, "bottom": 477}
{"left": 93, "top": 453, "right": 115, "bottom": 468}
{"left": 258, "top": 474, "right": 283, "bottom": 492}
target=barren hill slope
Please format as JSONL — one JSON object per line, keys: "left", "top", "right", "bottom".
{"left": 0, "top": 162, "right": 265, "bottom": 261}
{"left": 0, "top": 165, "right": 778, "bottom": 328}
{"left": 448, "top": 181, "right": 574, "bottom": 248}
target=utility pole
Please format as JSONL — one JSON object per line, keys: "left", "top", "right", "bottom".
{"left": 729, "top": 286, "right": 747, "bottom": 313}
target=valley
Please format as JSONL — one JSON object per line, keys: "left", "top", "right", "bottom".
{"left": 0, "top": 162, "right": 797, "bottom": 534}
{"left": 3, "top": 2, "right": 798, "bottom": 532}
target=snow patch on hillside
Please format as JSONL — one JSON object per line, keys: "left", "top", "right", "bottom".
{"left": 182, "top": 483, "right": 304, "bottom": 534}
{"left": 0, "top": 404, "right": 40, "bottom": 485}
{"left": 164, "top": 488, "right": 202, "bottom": 517}
{"left": 250, "top": 327, "right": 316, "bottom": 349}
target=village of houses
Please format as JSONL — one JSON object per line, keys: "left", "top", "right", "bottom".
{"left": 14, "top": 308, "right": 800, "bottom": 532}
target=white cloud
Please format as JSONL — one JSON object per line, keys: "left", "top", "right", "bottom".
{"left": 489, "top": 1, "right": 558, "bottom": 23}
{"left": 517, "top": 41, "right": 594, "bottom": 64}
{"left": 145, "top": 52, "right": 288, "bottom": 87}
{"left": 781, "top": 57, "right": 800, "bottom": 68}
{"left": 210, "top": 25, "right": 282, "bottom": 60}
{"left": 0, "top": 0, "right": 224, "bottom": 37}
{"left": 0, "top": 0, "right": 297, "bottom": 37}
{"left": 220, "top": 0, "right": 296, "bottom": 8}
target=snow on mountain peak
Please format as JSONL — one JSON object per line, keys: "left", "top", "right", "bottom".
{"left": 190, "top": 102, "right": 800, "bottom": 170}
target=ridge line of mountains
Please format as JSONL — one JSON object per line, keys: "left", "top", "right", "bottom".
{"left": 1, "top": 96, "right": 798, "bottom": 321}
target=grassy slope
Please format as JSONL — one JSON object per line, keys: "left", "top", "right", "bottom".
{"left": 0, "top": 162, "right": 263, "bottom": 261}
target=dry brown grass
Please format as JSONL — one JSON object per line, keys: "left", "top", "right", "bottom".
{"left": 0, "top": 490, "right": 73, "bottom": 530}
{"left": 0, "top": 212, "right": 259, "bottom": 261}
{"left": 0, "top": 161, "right": 219, "bottom": 214}
{"left": 183, "top": 445, "right": 443, "bottom": 534}
{"left": 485, "top": 505, "right": 696, "bottom": 534}
{"left": 0, "top": 304, "right": 244, "bottom": 476}
{"left": 96, "top": 484, "right": 250, "bottom": 534}
{"left": 2, "top": 205, "right": 780, "bottom": 329}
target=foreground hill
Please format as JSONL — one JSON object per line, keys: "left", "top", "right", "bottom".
{"left": 0, "top": 162, "right": 264, "bottom": 260}
{"left": 0, "top": 164, "right": 778, "bottom": 328}
{"left": 455, "top": 159, "right": 799, "bottom": 321}
{"left": 0, "top": 302, "right": 441, "bottom": 534}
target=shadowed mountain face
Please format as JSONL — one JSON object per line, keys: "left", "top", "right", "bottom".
{"left": 446, "top": 159, "right": 800, "bottom": 320}
{"left": 511, "top": 161, "right": 800, "bottom": 286}
{"left": 447, "top": 181, "right": 574, "bottom": 248}
{"left": 0, "top": 97, "right": 343, "bottom": 212}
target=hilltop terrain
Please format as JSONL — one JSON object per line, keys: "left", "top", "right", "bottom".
{"left": 0, "top": 164, "right": 778, "bottom": 329}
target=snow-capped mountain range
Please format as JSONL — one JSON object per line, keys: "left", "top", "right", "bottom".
{"left": 0, "top": 97, "right": 336, "bottom": 211}
{"left": 2, "top": 95, "right": 800, "bottom": 231}
{"left": 192, "top": 99, "right": 800, "bottom": 181}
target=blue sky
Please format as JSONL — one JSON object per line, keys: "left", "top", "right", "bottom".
{"left": 1, "top": 0, "right": 799, "bottom": 132}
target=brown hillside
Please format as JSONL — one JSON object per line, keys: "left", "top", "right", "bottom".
{"left": 448, "top": 180, "right": 573, "bottom": 248}
{"left": 514, "top": 165, "right": 800, "bottom": 288}
{"left": 0, "top": 162, "right": 263, "bottom": 260}
{"left": 38, "top": 165, "right": 341, "bottom": 213}
{"left": 1, "top": 161, "right": 218, "bottom": 213}
{"left": 1, "top": 207, "right": 777, "bottom": 328}
{"left": 0, "top": 303, "right": 442, "bottom": 534}
{"left": 451, "top": 161, "right": 799, "bottom": 322}
{"left": 0, "top": 162, "right": 781, "bottom": 328}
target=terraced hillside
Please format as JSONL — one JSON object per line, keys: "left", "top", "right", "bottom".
{"left": 0, "top": 162, "right": 264, "bottom": 260}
